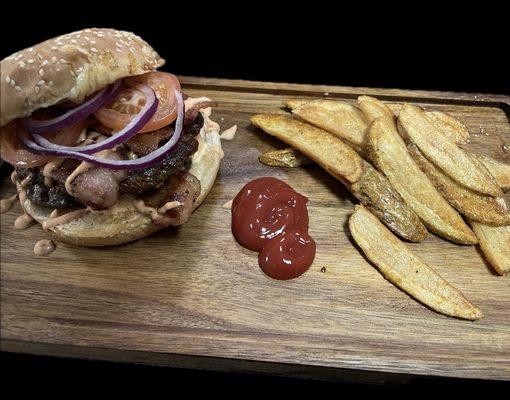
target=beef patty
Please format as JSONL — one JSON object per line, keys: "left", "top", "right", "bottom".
{"left": 17, "top": 112, "right": 204, "bottom": 209}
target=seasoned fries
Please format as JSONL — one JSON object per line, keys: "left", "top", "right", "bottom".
{"left": 290, "top": 100, "right": 368, "bottom": 149}
{"left": 259, "top": 147, "right": 312, "bottom": 168}
{"left": 251, "top": 114, "right": 364, "bottom": 183}
{"left": 469, "top": 220, "right": 510, "bottom": 276}
{"left": 347, "top": 161, "right": 428, "bottom": 242}
{"left": 424, "top": 111, "right": 470, "bottom": 145}
{"left": 349, "top": 205, "right": 483, "bottom": 320}
{"left": 471, "top": 154, "right": 510, "bottom": 192}
{"left": 357, "top": 95, "right": 394, "bottom": 123}
{"left": 251, "top": 115, "right": 427, "bottom": 241}
{"left": 398, "top": 104, "right": 501, "bottom": 197}
{"left": 368, "top": 116, "right": 477, "bottom": 244}
{"left": 408, "top": 144, "right": 510, "bottom": 225}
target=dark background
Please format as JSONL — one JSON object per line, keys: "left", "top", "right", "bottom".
{"left": 1, "top": 4, "right": 508, "bottom": 390}
{"left": 0, "top": 5, "right": 508, "bottom": 95}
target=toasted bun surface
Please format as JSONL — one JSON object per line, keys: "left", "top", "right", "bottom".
{"left": 1, "top": 28, "right": 164, "bottom": 126}
{"left": 20, "top": 115, "right": 223, "bottom": 247}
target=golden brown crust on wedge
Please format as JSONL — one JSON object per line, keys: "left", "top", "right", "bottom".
{"left": 368, "top": 116, "right": 477, "bottom": 244}
{"left": 424, "top": 111, "right": 470, "bottom": 145}
{"left": 290, "top": 100, "right": 368, "bottom": 149}
{"left": 468, "top": 220, "right": 510, "bottom": 276}
{"left": 470, "top": 154, "right": 510, "bottom": 192}
{"left": 398, "top": 104, "right": 501, "bottom": 197}
{"left": 357, "top": 96, "right": 395, "bottom": 123}
{"left": 409, "top": 144, "right": 510, "bottom": 226}
{"left": 347, "top": 161, "right": 428, "bottom": 242}
{"left": 349, "top": 205, "right": 483, "bottom": 320}
{"left": 259, "top": 147, "right": 312, "bottom": 168}
{"left": 251, "top": 114, "right": 364, "bottom": 184}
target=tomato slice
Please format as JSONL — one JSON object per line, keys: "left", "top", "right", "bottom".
{"left": 0, "top": 119, "right": 87, "bottom": 168}
{"left": 93, "top": 72, "right": 181, "bottom": 133}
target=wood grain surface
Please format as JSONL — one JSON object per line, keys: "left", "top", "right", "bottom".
{"left": 1, "top": 77, "right": 509, "bottom": 381}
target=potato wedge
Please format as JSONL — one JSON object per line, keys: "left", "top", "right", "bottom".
{"left": 285, "top": 99, "right": 309, "bottom": 110}
{"left": 424, "top": 111, "right": 470, "bottom": 145}
{"left": 259, "top": 148, "right": 312, "bottom": 168}
{"left": 408, "top": 144, "right": 510, "bottom": 226}
{"left": 290, "top": 100, "right": 368, "bottom": 148}
{"left": 398, "top": 104, "right": 501, "bottom": 196}
{"left": 347, "top": 161, "right": 428, "bottom": 242}
{"left": 470, "top": 153, "right": 510, "bottom": 192}
{"left": 251, "top": 114, "right": 364, "bottom": 183}
{"left": 468, "top": 220, "right": 510, "bottom": 276}
{"left": 357, "top": 95, "right": 394, "bottom": 123}
{"left": 368, "top": 116, "right": 477, "bottom": 244}
{"left": 251, "top": 115, "right": 427, "bottom": 241}
{"left": 349, "top": 205, "right": 483, "bottom": 320}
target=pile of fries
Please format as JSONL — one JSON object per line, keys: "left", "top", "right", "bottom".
{"left": 252, "top": 96, "right": 510, "bottom": 320}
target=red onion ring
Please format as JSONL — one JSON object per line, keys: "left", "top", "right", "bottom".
{"left": 21, "top": 80, "right": 122, "bottom": 134}
{"left": 21, "top": 91, "right": 184, "bottom": 170}
{"left": 30, "top": 83, "right": 158, "bottom": 155}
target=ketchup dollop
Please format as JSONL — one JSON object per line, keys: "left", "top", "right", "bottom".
{"left": 231, "top": 177, "right": 316, "bottom": 280}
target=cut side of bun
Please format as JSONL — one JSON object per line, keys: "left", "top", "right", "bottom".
{"left": 1, "top": 28, "right": 164, "bottom": 126}
{"left": 20, "top": 116, "right": 223, "bottom": 247}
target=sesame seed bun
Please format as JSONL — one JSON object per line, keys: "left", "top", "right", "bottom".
{"left": 1, "top": 28, "right": 164, "bottom": 126}
{"left": 18, "top": 117, "right": 223, "bottom": 247}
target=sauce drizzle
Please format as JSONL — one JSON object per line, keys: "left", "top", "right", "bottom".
{"left": 231, "top": 177, "right": 316, "bottom": 280}
{"left": 34, "top": 239, "right": 55, "bottom": 256}
{"left": 1, "top": 194, "right": 18, "bottom": 214}
{"left": 14, "top": 213, "right": 34, "bottom": 229}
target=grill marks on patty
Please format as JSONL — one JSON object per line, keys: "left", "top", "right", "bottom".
{"left": 16, "top": 111, "right": 205, "bottom": 210}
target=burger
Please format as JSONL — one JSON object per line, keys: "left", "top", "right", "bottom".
{"left": 0, "top": 28, "right": 223, "bottom": 246}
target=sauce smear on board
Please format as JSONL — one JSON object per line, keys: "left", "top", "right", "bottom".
{"left": 231, "top": 177, "right": 316, "bottom": 280}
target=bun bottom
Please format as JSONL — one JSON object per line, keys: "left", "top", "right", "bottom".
{"left": 20, "top": 117, "right": 223, "bottom": 247}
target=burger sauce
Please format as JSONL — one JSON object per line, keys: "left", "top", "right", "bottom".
{"left": 231, "top": 177, "right": 316, "bottom": 280}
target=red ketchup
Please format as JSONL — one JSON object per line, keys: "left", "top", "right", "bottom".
{"left": 231, "top": 177, "right": 316, "bottom": 280}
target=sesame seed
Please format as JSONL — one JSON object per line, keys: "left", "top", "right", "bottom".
{"left": 51, "top": 57, "right": 57, "bottom": 63}
{"left": 77, "top": 34, "right": 81, "bottom": 38}
{"left": 18, "top": 61, "right": 26, "bottom": 67}
{"left": 38, "top": 69, "right": 45, "bottom": 76}
{"left": 97, "top": 33, "right": 104, "bottom": 37}
{"left": 71, "top": 39, "right": 77, "bottom": 44}
{"left": 27, "top": 48, "right": 34, "bottom": 52}
{"left": 116, "top": 48, "right": 122, "bottom": 52}
{"left": 10, "top": 80, "right": 16, "bottom": 87}
{"left": 42, "top": 60, "right": 49, "bottom": 66}
{"left": 85, "top": 29, "right": 92, "bottom": 33}
{"left": 91, "top": 47, "right": 98, "bottom": 53}
{"left": 57, "top": 41, "right": 63, "bottom": 45}
{"left": 84, "top": 36, "right": 90, "bottom": 41}
{"left": 15, "top": 86, "right": 21, "bottom": 91}
{"left": 48, "top": 81, "right": 54, "bottom": 87}
{"left": 15, "top": 54, "right": 23, "bottom": 60}
{"left": 130, "top": 47, "right": 135, "bottom": 52}
{"left": 35, "top": 86, "right": 40, "bottom": 93}
{"left": 37, "top": 80, "right": 45, "bottom": 86}
{"left": 51, "top": 46, "right": 58, "bottom": 50}
{"left": 59, "top": 59, "right": 67, "bottom": 64}
{"left": 5, "top": 76, "right": 11, "bottom": 83}
{"left": 115, "top": 33, "right": 122, "bottom": 37}
{"left": 28, "top": 59, "right": 34, "bottom": 63}
{"left": 37, "top": 54, "right": 42, "bottom": 60}
{"left": 90, "top": 40, "right": 96, "bottom": 44}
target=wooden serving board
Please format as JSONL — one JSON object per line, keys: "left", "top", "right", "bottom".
{"left": 1, "top": 77, "right": 509, "bottom": 382}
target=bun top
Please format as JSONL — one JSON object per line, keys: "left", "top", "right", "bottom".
{"left": 1, "top": 28, "right": 165, "bottom": 126}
